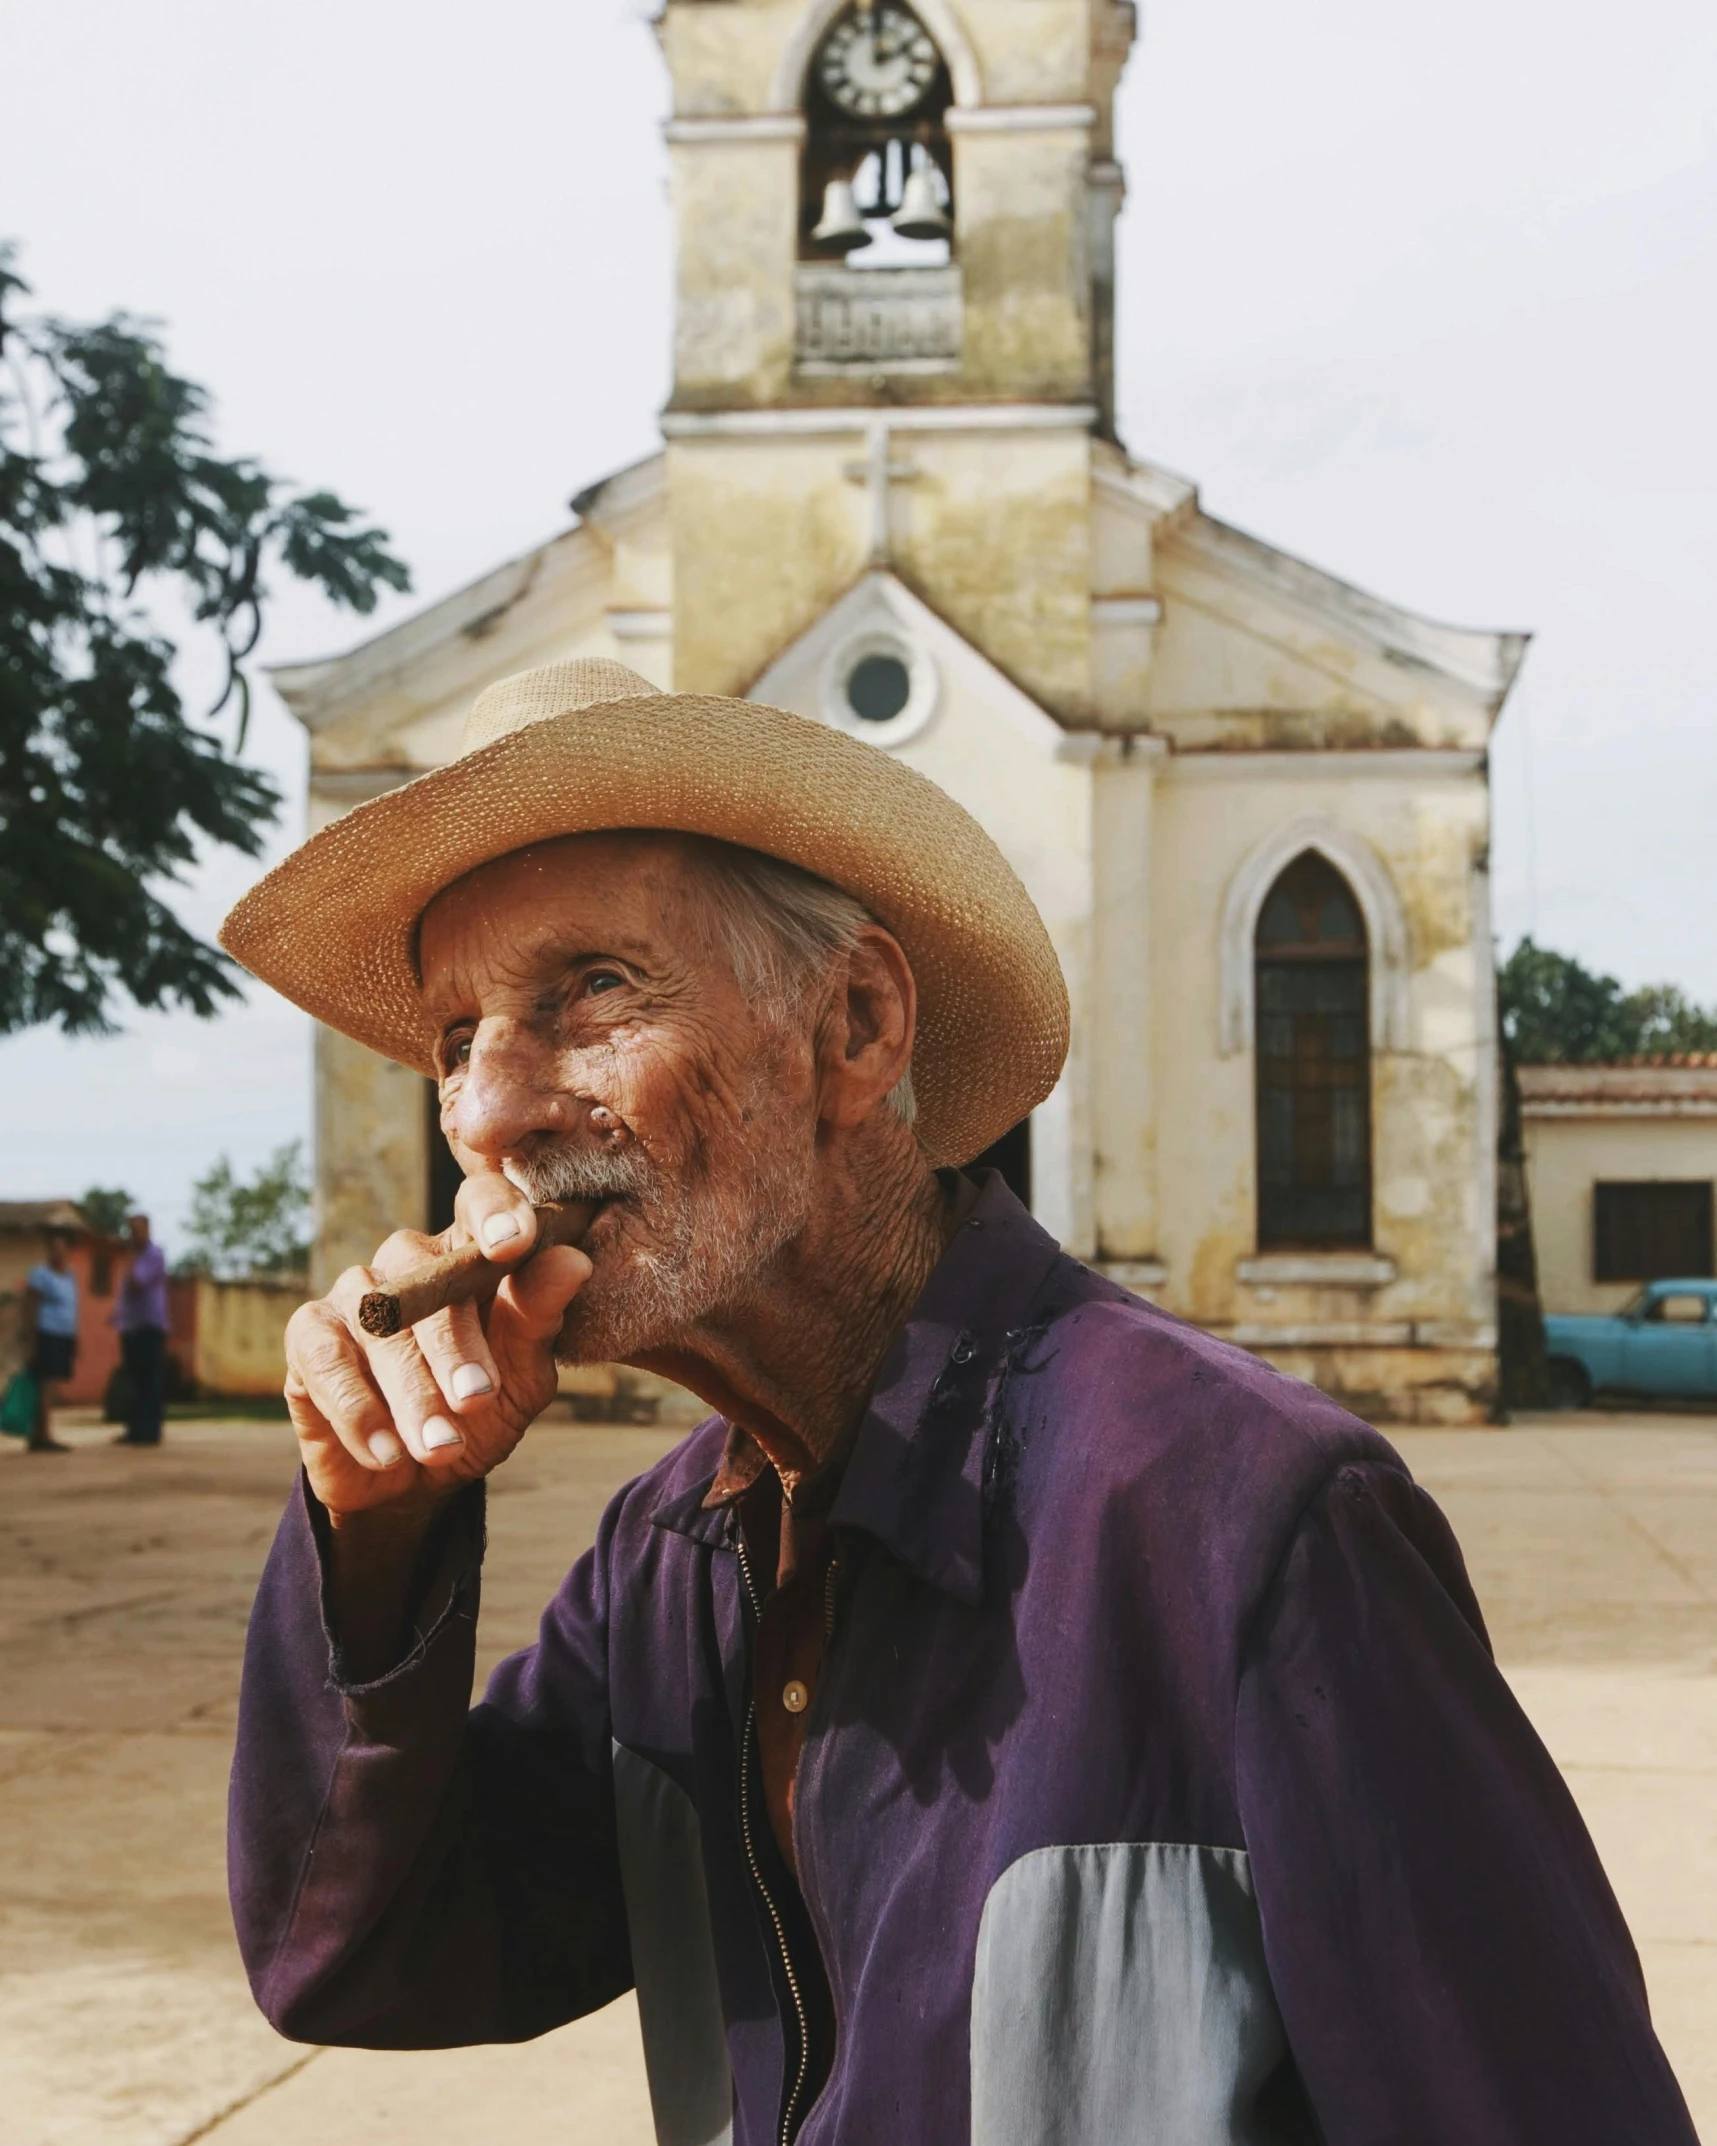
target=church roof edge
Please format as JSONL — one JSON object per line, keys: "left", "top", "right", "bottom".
{"left": 1168, "top": 508, "right": 1530, "bottom": 714}
{"left": 268, "top": 454, "right": 667, "bottom": 732}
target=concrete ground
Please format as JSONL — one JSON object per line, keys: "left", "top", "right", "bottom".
{"left": 0, "top": 1410, "right": 1711, "bottom": 2145}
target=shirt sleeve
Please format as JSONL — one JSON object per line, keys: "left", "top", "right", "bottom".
{"left": 227, "top": 1472, "right": 632, "bottom": 2048}
{"left": 1236, "top": 1458, "right": 1698, "bottom": 2145}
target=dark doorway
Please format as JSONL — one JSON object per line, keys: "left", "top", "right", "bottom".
{"left": 970, "top": 1116, "right": 1031, "bottom": 1208}
{"left": 1254, "top": 850, "right": 1372, "bottom": 1248}
{"left": 425, "top": 1080, "right": 463, "bottom": 1236}
{"left": 1594, "top": 1181, "right": 1715, "bottom": 1282}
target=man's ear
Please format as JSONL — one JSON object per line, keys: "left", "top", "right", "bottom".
{"left": 817, "top": 926, "right": 916, "bottom": 1130}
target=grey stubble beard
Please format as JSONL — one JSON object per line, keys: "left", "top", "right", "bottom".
{"left": 503, "top": 1081, "right": 813, "bottom": 1366}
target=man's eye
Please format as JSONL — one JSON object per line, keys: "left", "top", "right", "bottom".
{"left": 585, "top": 971, "right": 625, "bottom": 997}
{"left": 444, "top": 1034, "right": 473, "bottom": 1069}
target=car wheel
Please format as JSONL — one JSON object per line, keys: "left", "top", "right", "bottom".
{"left": 1546, "top": 1358, "right": 1592, "bottom": 1411}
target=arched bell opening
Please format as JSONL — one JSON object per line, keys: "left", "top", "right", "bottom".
{"left": 1253, "top": 851, "right": 1373, "bottom": 1250}
{"left": 799, "top": 1, "right": 955, "bottom": 269}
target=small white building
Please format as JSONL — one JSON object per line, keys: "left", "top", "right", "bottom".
{"left": 1521, "top": 1061, "right": 1717, "bottom": 1316}
{"left": 273, "top": 0, "right": 1526, "bottom": 1423}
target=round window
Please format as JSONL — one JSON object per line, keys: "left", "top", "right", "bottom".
{"left": 845, "top": 652, "right": 912, "bottom": 724}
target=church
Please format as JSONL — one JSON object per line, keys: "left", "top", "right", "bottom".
{"left": 275, "top": 0, "right": 1525, "bottom": 1425}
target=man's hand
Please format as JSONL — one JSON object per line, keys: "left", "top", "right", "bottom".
{"left": 284, "top": 1172, "right": 590, "bottom": 1525}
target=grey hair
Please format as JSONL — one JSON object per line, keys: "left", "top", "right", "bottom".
{"left": 692, "top": 839, "right": 918, "bottom": 1127}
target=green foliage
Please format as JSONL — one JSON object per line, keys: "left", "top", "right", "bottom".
{"left": 78, "top": 1184, "right": 136, "bottom": 1237}
{"left": 1499, "top": 938, "right": 1717, "bottom": 1064}
{"left": 0, "top": 245, "right": 411, "bottom": 1036}
{"left": 177, "top": 1141, "right": 311, "bottom": 1280}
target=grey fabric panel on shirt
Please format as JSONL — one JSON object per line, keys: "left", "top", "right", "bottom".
{"left": 970, "top": 1842, "right": 1291, "bottom": 2146}
{"left": 611, "top": 1741, "right": 735, "bottom": 2146}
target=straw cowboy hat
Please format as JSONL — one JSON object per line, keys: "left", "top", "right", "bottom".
{"left": 219, "top": 658, "right": 1069, "bottom": 1167}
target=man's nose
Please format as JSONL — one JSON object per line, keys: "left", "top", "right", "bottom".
{"left": 446, "top": 1020, "right": 576, "bottom": 1161}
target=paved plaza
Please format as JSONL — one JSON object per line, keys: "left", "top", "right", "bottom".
{"left": 1, "top": 1409, "right": 1712, "bottom": 2144}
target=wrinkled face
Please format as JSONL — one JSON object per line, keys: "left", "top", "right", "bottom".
{"left": 420, "top": 833, "right": 821, "bottom": 1363}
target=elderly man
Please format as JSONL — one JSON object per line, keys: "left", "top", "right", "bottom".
{"left": 224, "top": 660, "right": 1694, "bottom": 2146}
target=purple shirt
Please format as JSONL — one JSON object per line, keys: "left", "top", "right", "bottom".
{"left": 115, "top": 1240, "right": 168, "bottom": 1332}
{"left": 227, "top": 1174, "right": 1696, "bottom": 2144}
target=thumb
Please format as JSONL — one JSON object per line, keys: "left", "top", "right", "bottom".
{"left": 490, "top": 1244, "right": 593, "bottom": 1350}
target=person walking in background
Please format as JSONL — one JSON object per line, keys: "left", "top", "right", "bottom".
{"left": 23, "top": 1228, "right": 79, "bottom": 1453}
{"left": 113, "top": 1213, "right": 168, "bottom": 1447}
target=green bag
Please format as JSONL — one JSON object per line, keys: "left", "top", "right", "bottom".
{"left": 0, "top": 1371, "right": 38, "bottom": 1438}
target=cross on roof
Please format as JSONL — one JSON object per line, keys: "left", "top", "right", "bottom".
{"left": 842, "top": 419, "right": 919, "bottom": 567}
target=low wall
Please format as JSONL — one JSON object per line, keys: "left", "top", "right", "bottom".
{"left": 190, "top": 1276, "right": 301, "bottom": 1397}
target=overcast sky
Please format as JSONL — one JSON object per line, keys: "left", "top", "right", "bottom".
{"left": 3, "top": 0, "right": 1714, "bottom": 1244}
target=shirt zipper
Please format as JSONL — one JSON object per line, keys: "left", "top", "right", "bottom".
{"left": 734, "top": 1529, "right": 813, "bottom": 2146}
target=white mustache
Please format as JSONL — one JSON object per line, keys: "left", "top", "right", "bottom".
{"left": 503, "top": 1141, "right": 654, "bottom": 1206}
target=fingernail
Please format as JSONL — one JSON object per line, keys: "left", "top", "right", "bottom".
{"left": 422, "top": 1417, "right": 464, "bottom": 1451}
{"left": 481, "top": 1212, "right": 521, "bottom": 1248}
{"left": 367, "top": 1430, "right": 404, "bottom": 1467}
{"left": 450, "top": 1363, "right": 492, "bottom": 1400}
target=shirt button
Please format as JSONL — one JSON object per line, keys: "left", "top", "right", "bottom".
{"left": 782, "top": 1680, "right": 810, "bottom": 1714}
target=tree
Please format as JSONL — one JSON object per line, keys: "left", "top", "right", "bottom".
{"left": 78, "top": 1184, "right": 136, "bottom": 1237}
{"left": 1624, "top": 982, "right": 1717, "bottom": 1059}
{"left": 1499, "top": 938, "right": 1717, "bottom": 1064}
{"left": 0, "top": 246, "right": 410, "bottom": 1036}
{"left": 178, "top": 1142, "right": 311, "bottom": 1280}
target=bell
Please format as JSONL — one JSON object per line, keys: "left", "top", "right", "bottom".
{"left": 811, "top": 178, "right": 872, "bottom": 254}
{"left": 892, "top": 167, "right": 951, "bottom": 241}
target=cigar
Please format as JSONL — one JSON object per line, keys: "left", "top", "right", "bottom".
{"left": 357, "top": 1199, "right": 599, "bottom": 1338}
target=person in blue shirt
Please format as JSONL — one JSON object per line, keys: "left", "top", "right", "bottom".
{"left": 24, "top": 1228, "right": 79, "bottom": 1453}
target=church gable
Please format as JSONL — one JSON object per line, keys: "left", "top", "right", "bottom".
{"left": 272, "top": 455, "right": 669, "bottom": 781}
{"left": 1142, "top": 508, "right": 1527, "bottom": 754}
{"left": 748, "top": 568, "right": 1098, "bottom": 935}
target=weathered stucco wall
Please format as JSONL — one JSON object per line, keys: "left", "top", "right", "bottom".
{"left": 190, "top": 1277, "right": 300, "bottom": 1397}
{"left": 669, "top": 137, "right": 800, "bottom": 408}
{"left": 952, "top": 124, "right": 1093, "bottom": 402}
{"left": 1146, "top": 525, "right": 1498, "bottom": 752}
{"left": 670, "top": 429, "right": 1093, "bottom": 716}
{"left": 1525, "top": 1116, "right": 1717, "bottom": 1316}
{"left": 313, "top": 1027, "right": 427, "bottom": 1296}
{"left": 1146, "top": 758, "right": 1496, "bottom": 1422}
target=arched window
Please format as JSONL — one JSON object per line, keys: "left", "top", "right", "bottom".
{"left": 800, "top": 2, "right": 954, "bottom": 267}
{"left": 1254, "top": 851, "right": 1372, "bottom": 1248}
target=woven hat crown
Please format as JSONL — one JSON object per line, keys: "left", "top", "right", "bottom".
{"left": 463, "top": 658, "right": 658, "bottom": 752}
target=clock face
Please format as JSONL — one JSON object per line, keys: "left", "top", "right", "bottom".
{"left": 817, "top": 5, "right": 939, "bottom": 120}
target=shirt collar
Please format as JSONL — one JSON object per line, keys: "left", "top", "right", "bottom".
{"left": 648, "top": 1171, "right": 1064, "bottom": 1605}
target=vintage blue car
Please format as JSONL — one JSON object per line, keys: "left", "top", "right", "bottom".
{"left": 1544, "top": 1278, "right": 1717, "bottom": 1406}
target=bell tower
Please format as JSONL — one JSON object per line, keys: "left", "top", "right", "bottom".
{"left": 657, "top": 0, "right": 1136, "bottom": 713}
{"left": 660, "top": 0, "right": 1134, "bottom": 419}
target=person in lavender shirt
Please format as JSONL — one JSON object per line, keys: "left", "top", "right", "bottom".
{"left": 113, "top": 1212, "right": 168, "bottom": 1447}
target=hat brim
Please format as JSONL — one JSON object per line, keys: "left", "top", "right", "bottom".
{"left": 219, "top": 688, "right": 1069, "bottom": 1168}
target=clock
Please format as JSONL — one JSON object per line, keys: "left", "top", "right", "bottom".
{"left": 816, "top": 5, "right": 940, "bottom": 121}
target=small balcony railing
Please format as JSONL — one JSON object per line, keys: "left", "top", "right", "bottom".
{"left": 794, "top": 264, "right": 962, "bottom": 375}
